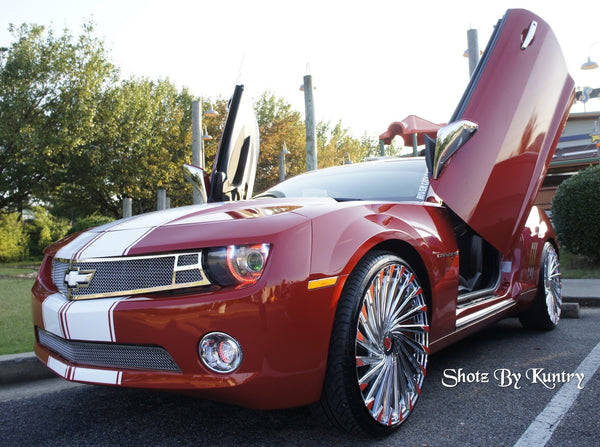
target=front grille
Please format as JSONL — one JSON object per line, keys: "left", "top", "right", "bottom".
{"left": 52, "top": 251, "right": 211, "bottom": 300}
{"left": 37, "top": 328, "right": 181, "bottom": 373}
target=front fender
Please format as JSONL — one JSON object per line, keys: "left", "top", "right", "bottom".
{"left": 309, "top": 202, "right": 460, "bottom": 341}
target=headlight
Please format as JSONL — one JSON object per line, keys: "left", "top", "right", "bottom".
{"left": 206, "top": 243, "right": 270, "bottom": 286}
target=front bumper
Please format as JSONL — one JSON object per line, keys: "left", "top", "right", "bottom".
{"left": 31, "top": 268, "right": 347, "bottom": 410}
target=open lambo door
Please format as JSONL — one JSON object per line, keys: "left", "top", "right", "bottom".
{"left": 426, "top": 9, "right": 574, "bottom": 254}
{"left": 208, "top": 84, "right": 260, "bottom": 202}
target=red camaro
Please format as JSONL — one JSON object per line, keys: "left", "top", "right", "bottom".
{"left": 32, "top": 9, "right": 574, "bottom": 436}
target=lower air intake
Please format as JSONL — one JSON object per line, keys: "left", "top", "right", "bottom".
{"left": 37, "top": 328, "right": 181, "bottom": 373}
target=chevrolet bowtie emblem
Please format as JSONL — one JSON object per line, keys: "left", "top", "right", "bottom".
{"left": 64, "top": 267, "right": 96, "bottom": 290}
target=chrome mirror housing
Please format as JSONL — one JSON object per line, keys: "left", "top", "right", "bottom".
{"left": 431, "top": 120, "right": 478, "bottom": 179}
{"left": 183, "top": 164, "right": 208, "bottom": 204}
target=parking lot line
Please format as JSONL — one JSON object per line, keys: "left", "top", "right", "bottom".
{"left": 513, "top": 340, "right": 600, "bottom": 447}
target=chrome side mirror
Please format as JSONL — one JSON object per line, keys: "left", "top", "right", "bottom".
{"left": 431, "top": 120, "right": 478, "bottom": 179}
{"left": 183, "top": 164, "right": 208, "bottom": 204}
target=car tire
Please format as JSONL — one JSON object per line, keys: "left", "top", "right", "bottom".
{"left": 319, "top": 251, "right": 429, "bottom": 437}
{"left": 519, "top": 242, "right": 562, "bottom": 331}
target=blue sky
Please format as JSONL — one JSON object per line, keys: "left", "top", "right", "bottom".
{"left": 2, "top": 0, "right": 599, "bottom": 138}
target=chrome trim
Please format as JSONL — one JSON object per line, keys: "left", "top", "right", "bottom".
{"left": 355, "top": 262, "right": 429, "bottom": 426}
{"left": 457, "top": 273, "right": 502, "bottom": 305}
{"left": 456, "top": 298, "right": 515, "bottom": 328}
{"left": 542, "top": 244, "right": 562, "bottom": 325}
{"left": 52, "top": 251, "right": 211, "bottom": 300}
{"left": 521, "top": 21, "right": 537, "bottom": 50}
{"left": 432, "top": 120, "right": 478, "bottom": 179}
{"left": 183, "top": 164, "right": 208, "bottom": 204}
{"left": 64, "top": 267, "right": 96, "bottom": 290}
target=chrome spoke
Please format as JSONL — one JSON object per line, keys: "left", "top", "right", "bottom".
{"left": 355, "top": 260, "right": 428, "bottom": 427}
{"left": 543, "top": 245, "right": 562, "bottom": 325}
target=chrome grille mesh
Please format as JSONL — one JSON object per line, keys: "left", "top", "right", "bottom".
{"left": 52, "top": 251, "right": 210, "bottom": 300}
{"left": 38, "top": 328, "right": 181, "bottom": 372}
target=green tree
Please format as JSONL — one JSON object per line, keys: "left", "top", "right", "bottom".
{"left": 0, "top": 22, "right": 118, "bottom": 212}
{"left": 0, "top": 213, "right": 28, "bottom": 261}
{"left": 25, "top": 206, "right": 70, "bottom": 257}
{"left": 317, "top": 121, "right": 376, "bottom": 167}
{"left": 0, "top": 22, "right": 205, "bottom": 218}
{"left": 253, "top": 92, "right": 306, "bottom": 193}
{"left": 54, "top": 78, "right": 197, "bottom": 218}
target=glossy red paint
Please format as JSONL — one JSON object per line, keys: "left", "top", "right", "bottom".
{"left": 430, "top": 9, "right": 574, "bottom": 255}
{"left": 31, "top": 199, "right": 462, "bottom": 408}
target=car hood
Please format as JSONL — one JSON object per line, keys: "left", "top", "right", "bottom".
{"left": 48, "top": 198, "right": 337, "bottom": 260}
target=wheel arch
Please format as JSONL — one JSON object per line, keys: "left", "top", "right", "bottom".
{"left": 366, "top": 240, "right": 433, "bottom": 323}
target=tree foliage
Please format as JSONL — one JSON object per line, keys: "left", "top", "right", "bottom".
{"left": 0, "top": 213, "right": 28, "bottom": 262}
{"left": 317, "top": 121, "right": 374, "bottom": 167}
{"left": 53, "top": 78, "right": 196, "bottom": 217}
{"left": 67, "top": 214, "right": 114, "bottom": 235}
{"left": 0, "top": 22, "right": 117, "bottom": 212}
{"left": 26, "top": 206, "right": 70, "bottom": 257}
{"left": 0, "top": 22, "right": 197, "bottom": 218}
{"left": 253, "top": 92, "right": 306, "bottom": 193}
{"left": 0, "top": 21, "right": 378, "bottom": 226}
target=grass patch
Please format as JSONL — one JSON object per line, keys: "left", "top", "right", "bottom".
{"left": 560, "top": 249, "right": 600, "bottom": 279}
{"left": 0, "top": 266, "right": 37, "bottom": 355}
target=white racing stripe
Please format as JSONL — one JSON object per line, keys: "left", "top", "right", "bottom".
{"left": 42, "top": 294, "right": 69, "bottom": 338}
{"left": 513, "top": 340, "right": 600, "bottom": 447}
{"left": 54, "top": 204, "right": 221, "bottom": 260}
{"left": 76, "top": 227, "right": 155, "bottom": 258}
{"left": 42, "top": 293, "right": 123, "bottom": 342}
{"left": 47, "top": 356, "right": 122, "bottom": 385}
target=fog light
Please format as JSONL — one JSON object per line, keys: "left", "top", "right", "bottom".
{"left": 199, "top": 332, "right": 243, "bottom": 373}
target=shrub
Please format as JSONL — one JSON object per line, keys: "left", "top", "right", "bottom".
{"left": 0, "top": 213, "right": 29, "bottom": 262}
{"left": 552, "top": 164, "right": 600, "bottom": 262}
{"left": 25, "top": 207, "right": 71, "bottom": 257}
{"left": 68, "top": 214, "right": 114, "bottom": 235}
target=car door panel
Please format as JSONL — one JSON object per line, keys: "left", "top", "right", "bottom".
{"left": 428, "top": 9, "right": 574, "bottom": 255}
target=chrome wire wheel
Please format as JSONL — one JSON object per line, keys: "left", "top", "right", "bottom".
{"left": 543, "top": 243, "right": 562, "bottom": 325}
{"left": 355, "top": 261, "right": 429, "bottom": 427}
{"left": 519, "top": 242, "right": 562, "bottom": 331}
{"left": 320, "top": 252, "right": 430, "bottom": 436}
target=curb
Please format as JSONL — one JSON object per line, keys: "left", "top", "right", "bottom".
{"left": 2, "top": 296, "right": 598, "bottom": 387}
{"left": 0, "top": 352, "right": 55, "bottom": 385}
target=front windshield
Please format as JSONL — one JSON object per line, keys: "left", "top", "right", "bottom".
{"left": 256, "top": 158, "right": 429, "bottom": 202}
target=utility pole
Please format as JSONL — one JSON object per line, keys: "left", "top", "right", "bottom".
{"left": 191, "top": 100, "right": 204, "bottom": 204}
{"left": 303, "top": 74, "right": 318, "bottom": 171}
{"left": 157, "top": 188, "right": 167, "bottom": 210}
{"left": 279, "top": 142, "right": 290, "bottom": 182}
{"left": 122, "top": 198, "right": 132, "bottom": 218}
{"left": 467, "top": 28, "right": 480, "bottom": 77}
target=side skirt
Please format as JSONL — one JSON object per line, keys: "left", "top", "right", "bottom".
{"left": 456, "top": 297, "right": 515, "bottom": 329}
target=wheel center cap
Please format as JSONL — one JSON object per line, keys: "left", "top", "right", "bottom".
{"left": 383, "top": 336, "right": 393, "bottom": 353}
